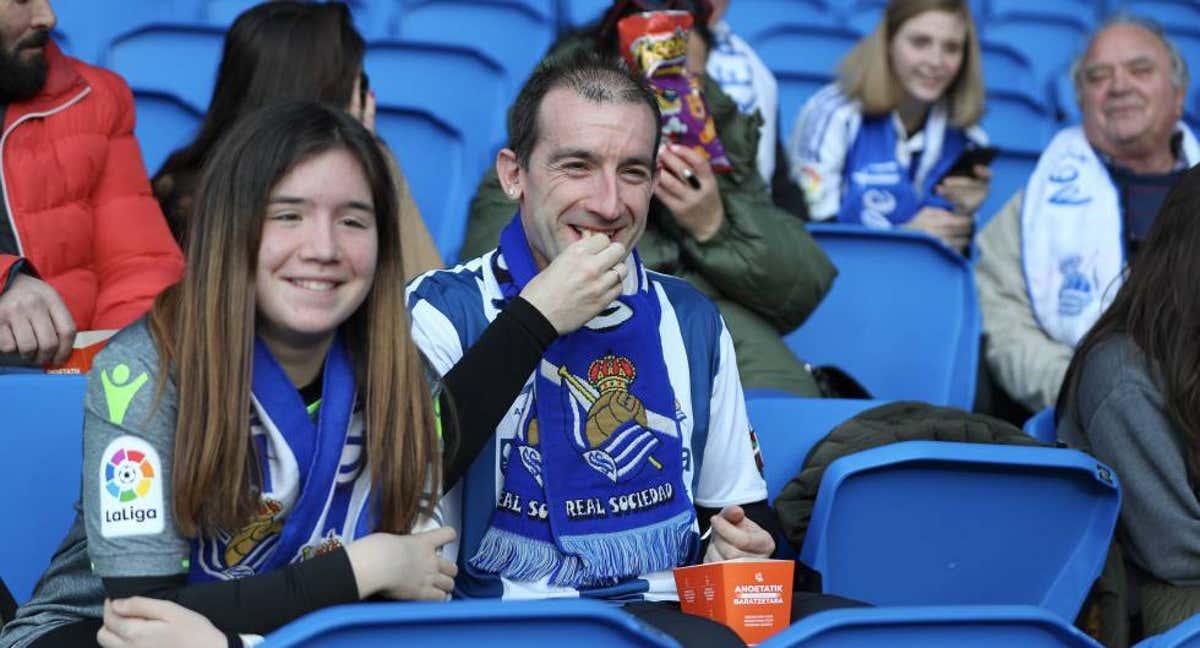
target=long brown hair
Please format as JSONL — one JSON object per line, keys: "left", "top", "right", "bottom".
{"left": 838, "top": 0, "right": 984, "bottom": 127}
{"left": 149, "top": 101, "right": 439, "bottom": 537}
{"left": 1059, "top": 164, "right": 1200, "bottom": 489}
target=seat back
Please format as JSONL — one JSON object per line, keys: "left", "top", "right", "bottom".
{"left": 365, "top": 41, "right": 509, "bottom": 263}
{"left": 783, "top": 224, "right": 980, "bottom": 408}
{"left": 799, "top": 441, "right": 1121, "bottom": 621}
{"left": 129, "top": 90, "right": 204, "bottom": 175}
{"left": 759, "top": 605, "right": 1104, "bottom": 648}
{"left": 1023, "top": 407, "right": 1058, "bottom": 444}
{"left": 982, "top": 14, "right": 1090, "bottom": 92}
{"left": 265, "top": 598, "right": 681, "bottom": 647}
{"left": 103, "top": 24, "right": 225, "bottom": 115}
{"left": 396, "top": 0, "right": 556, "bottom": 91}
{"left": 750, "top": 24, "right": 857, "bottom": 143}
{"left": 977, "top": 149, "right": 1038, "bottom": 230}
{"left": 745, "top": 396, "right": 888, "bottom": 500}
{"left": 0, "top": 373, "right": 88, "bottom": 604}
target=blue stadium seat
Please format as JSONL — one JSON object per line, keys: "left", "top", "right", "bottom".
{"left": 977, "top": 149, "right": 1037, "bottom": 229}
{"left": 980, "top": 41, "right": 1038, "bottom": 100}
{"left": 102, "top": 25, "right": 225, "bottom": 115}
{"left": 51, "top": 0, "right": 184, "bottom": 65}
{"left": 799, "top": 441, "right": 1120, "bottom": 621}
{"left": 130, "top": 91, "right": 204, "bottom": 176}
{"left": 395, "top": 0, "right": 556, "bottom": 90}
{"left": 557, "top": 0, "right": 610, "bottom": 29}
{"left": 265, "top": 598, "right": 681, "bottom": 647}
{"left": 988, "top": 0, "right": 1100, "bottom": 29}
{"left": 0, "top": 373, "right": 87, "bottom": 604}
{"left": 750, "top": 25, "right": 859, "bottom": 143}
{"left": 783, "top": 224, "right": 980, "bottom": 409}
{"left": 1023, "top": 407, "right": 1058, "bottom": 444}
{"left": 364, "top": 41, "right": 509, "bottom": 263}
{"left": 843, "top": 5, "right": 882, "bottom": 37}
{"left": 198, "top": 0, "right": 393, "bottom": 37}
{"left": 760, "top": 605, "right": 1104, "bottom": 647}
{"left": 983, "top": 13, "right": 1090, "bottom": 94}
{"left": 745, "top": 396, "right": 888, "bottom": 500}
{"left": 1052, "top": 68, "right": 1082, "bottom": 124}
{"left": 1123, "top": 1, "right": 1200, "bottom": 27}
{"left": 1135, "top": 610, "right": 1200, "bottom": 647}
{"left": 725, "top": 0, "right": 838, "bottom": 45}
{"left": 982, "top": 91, "right": 1057, "bottom": 156}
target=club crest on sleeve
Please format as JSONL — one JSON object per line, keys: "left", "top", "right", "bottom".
{"left": 99, "top": 435, "right": 165, "bottom": 537}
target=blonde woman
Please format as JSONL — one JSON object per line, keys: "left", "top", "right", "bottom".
{"left": 788, "top": 0, "right": 990, "bottom": 253}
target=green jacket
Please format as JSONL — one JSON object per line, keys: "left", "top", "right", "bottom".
{"left": 460, "top": 38, "right": 836, "bottom": 395}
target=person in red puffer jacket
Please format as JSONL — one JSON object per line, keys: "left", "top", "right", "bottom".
{"left": 0, "top": 0, "right": 183, "bottom": 368}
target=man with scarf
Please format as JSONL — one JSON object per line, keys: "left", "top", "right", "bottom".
{"left": 408, "top": 51, "right": 846, "bottom": 646}
{"left": 976, "top": 16, "right": 1198, "bottom": 416}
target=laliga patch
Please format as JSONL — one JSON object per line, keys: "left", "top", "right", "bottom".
{"left": 99, "top": 435, "right": 164, "bottom": 537}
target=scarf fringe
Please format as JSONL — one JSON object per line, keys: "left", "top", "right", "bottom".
{"left": 468, "top": 527, "right": 580, "bottom": 583}
{"left": 556, "top": 509, "right": 697, "bottom": 586}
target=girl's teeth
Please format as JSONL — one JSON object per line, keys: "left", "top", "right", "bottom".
{"left": 293, "top": 279, "right": 334, "bottom": 291}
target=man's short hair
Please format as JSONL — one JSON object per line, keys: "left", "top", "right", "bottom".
{"left": 506, "top": 49, "right": 663, "bottom": 169}
{"left": 1070, "top": 13, "right": 1190, "bottom": 103}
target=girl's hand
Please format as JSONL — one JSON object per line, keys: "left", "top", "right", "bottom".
{"left": 936, "top": 165, "right": 992, "bottom": 218}
{"left": 97, "top": 598, "right": 225, "bottom": 648}
{"left": 347, "top": 528, "right": 459, "bottom": 601}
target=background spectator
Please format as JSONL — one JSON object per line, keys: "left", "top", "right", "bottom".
{"left": 1058, "top": 163, "right": 1200, "bottom": 637}
{"left": 152, "top": 0, "right": 441, "bottom": 279}
{"left": 0, "top": 0, "right": 183, "bottom": 367}
{"left": 787, "top": 0, "right": 989, "bottom": 254}
{"left": 976, "top": 15, "right": 1196, "bottom": 414}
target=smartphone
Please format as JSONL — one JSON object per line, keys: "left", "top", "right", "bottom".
{"left": 940, "top": 145, "right": 998, "bottom": 181}
{"left": 359, "top": 71, "right": 370, "bottom": 108}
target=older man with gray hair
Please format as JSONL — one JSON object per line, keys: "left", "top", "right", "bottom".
{"left": 975, "top": 15, "right": 1197, "bottom": 415}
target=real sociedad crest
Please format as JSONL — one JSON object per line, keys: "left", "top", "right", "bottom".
{"left": 540, "top": 354, "right": 680, "bottom": 483}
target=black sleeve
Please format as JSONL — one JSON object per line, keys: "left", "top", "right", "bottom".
{"left": 770, "top": 132, "right": 811, "bottom": 221}
{"left": 694, "top": 500, "right": 786, "bottom": 559}
{"left": 439, "top": 296, "right": 557, "bottom": 490}
{"left": 101, "top": 547, "right": 358, "bottom": 636}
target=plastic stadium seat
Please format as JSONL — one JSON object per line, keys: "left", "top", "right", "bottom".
{"left": 1023, "top": 407, "right": 1057, "bottom": 444}
{"left": 745, "top": 396, "right": 888, "bottom": 500}
{"left": 130, "top": 91, "right": 204, "bottom": 176}
{"left": 103, "top": 25, "right": 226, "bottom": 115}
{"left": 198, "top": 0, "right": 393, "bottom": 38}
{"left": 1135, "top": 610, "right": 1200, "bottom": 647}
{"left": 989, "top": 0, "right": 1100, "bottom": 28}
{"left": 51, "top": 0, "right": 185, "bottom": 65}
{"left": 1053, "top": 68, "right": 1082, "bottom": 124}
{"left": 843, "top": 5, "right": 882, "bottom": 37}
{"left": 396, "top": 0, "right": 556, "bottom": 90}
{"left": 751, "top": 25, "right": 859, "bottom": 143}
{"left": 982, "top": 91, "right": 1057, "bottom": 156}
{"left": 979, "top": 41, "right": 1038, "bottom": 101}
{"left": 265, "top": 599, "right": 681, "bottom": 647}
{"left": 558, "top": 0, "right": 611, "bottom": 29}
{"left": 1123, "top": 1, "right": 1200, "bottom": 26}
{"left": 725, "top": 0, "right": 838, "bottom": 45}
{"left": 983, "top": 13, "right": 1090, "bottom": 93}
{"left": 365, "top": 42, "right": 509, "bottom": 263}
{"left": 783, "top": 224, "right": 980, "bottom": 409}
{"left": 0, "top": 373, "right": 87, "bottom": 604}
{"left": 760, "top": 605, "right": 1104, "bottom": 648}
{"left": 799, "top": 441, "right": 1120, "bottom": 621}
{"left": 977, "top": 149, "right": 1038, "bottom": 229}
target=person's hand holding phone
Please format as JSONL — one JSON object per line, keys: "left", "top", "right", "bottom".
{"left": 937, "top": 163, "right": 992, "bottom": 219}
{"left": 903, "top": 206, "right": 972, "bottom": 254}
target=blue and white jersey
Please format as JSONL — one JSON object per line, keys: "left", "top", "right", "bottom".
{"left": 707, "top": 20, "right": 778, "bottom": 181}
{"left": 787, "top": 84, "right": 987, "bottom": 222}
{"left": 407, "top": 251, "right": 767, "bottom": 602}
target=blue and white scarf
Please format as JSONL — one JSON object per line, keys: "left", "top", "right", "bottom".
{"left": 1022, "top": 124, "right": 1200, "bottom": 346}
{"left": 837, "top": 104, "right": 967, "bottom": 227}
{"left": 190, "top": 334, "right": 373, "bottom": 582}
{"left": 469, "top": 216, "right": 697, "bottom": 588}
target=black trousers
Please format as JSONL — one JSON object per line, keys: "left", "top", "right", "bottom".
{"left": 624, "top": 592, "right": 868, "bottom": 647}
